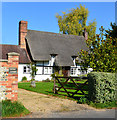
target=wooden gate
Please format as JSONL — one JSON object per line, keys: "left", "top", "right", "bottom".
{"left": 53, "top": 76, "right": 88, "bottom": 98}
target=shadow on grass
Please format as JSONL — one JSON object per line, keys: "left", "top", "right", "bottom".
{"left": 46, "top": 90, "right": 88, "bottom": 102}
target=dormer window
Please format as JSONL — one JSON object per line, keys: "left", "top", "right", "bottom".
{"left": 50, "top": 54, "right": 57, "bottom": 57}
{"left": 71, "top": 55, "right": 77, "bottom": 66}
{"left": 50, "top": 54, "right": 57, "bottom": 66}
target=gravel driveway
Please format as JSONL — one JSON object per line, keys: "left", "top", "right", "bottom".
{"left": 18, "top": 88, "right": 116, "bottom": 118}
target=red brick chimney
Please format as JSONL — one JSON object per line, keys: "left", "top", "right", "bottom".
{"left": 19, "top": 21, "right": 28, "bottom": 49}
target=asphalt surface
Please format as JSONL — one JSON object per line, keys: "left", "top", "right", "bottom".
{"left": 22, "top": 109, "right": 116, "bottom": 118}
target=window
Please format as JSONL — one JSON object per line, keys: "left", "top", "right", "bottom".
{"left": 36, "top": 67, "right": 43, "bottom": 74}
{"left": 44, "top": 67, "right": 52, "bottom": 74}
{"left": 36, "top": 61, "right": 49, "bottom": 66}
{"left": 23, "top": 65, "right": 30, "bottom": 74}
{"left": 70, "top": 67, "right": 76, "bottom": 75}
{"left": 36, "top": 61, "right": 52, "bottom": 75}
{"left": 36, "top": 62, "right": 43, "bottom": 66}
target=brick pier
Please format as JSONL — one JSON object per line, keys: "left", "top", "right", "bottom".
{"left": 0, "top": 52, "right": 19, "bottom": 101}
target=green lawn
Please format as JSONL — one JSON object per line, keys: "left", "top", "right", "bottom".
{"left": 18, "top": 80, "right": 88, "bottom": 101}
{"left": 18, "top": 82, "right": 54, "bottom": 95}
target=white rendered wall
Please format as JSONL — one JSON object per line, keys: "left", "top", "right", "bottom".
{"left": 18, "top": 64, "right": 52, "bottom": 82}
{"left": 35, "top": 75, "right": 52, "bottom": 81}
{"left": 18, "top": 64, "right": 31, "bottom": 82}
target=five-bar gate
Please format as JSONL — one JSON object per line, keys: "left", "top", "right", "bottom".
{"left": 53, "top": 76, "right": 88, "bottom": 98}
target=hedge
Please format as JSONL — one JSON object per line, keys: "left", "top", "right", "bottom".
{"left": 88, "top": 72, "right": 115, "bottom": 103}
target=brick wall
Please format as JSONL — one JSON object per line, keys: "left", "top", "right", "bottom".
{"left": 19, "top": 21, "right": 28, "bottom": 49}
{"left": 0, "top": 52, "right": 19, "bottom": 101}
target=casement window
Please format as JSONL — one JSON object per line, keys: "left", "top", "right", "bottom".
{"left": 36, "top": 61, "right": 49, "bottom": 66}
{"left": 70, "top": 67, "right": 77, "bottom": 75}
{"left": 44, "top": 67, "right": 52, "bottom": 74}
{"left": 36, "top": 61, "right": 53, "bottom": 75}
{"left": 23, "top": 65, "right": 30, "bottom": 74}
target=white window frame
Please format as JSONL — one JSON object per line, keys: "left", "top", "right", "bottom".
{"left": 70, "top": 67, "right": 77, "bottom": 76}
{"left": 36, "top": 61, "right": 53, "bottom": 75}
{"left": 44, "top": 67, "right": 52, "bottom": 75}
{"left": 23, "top": 65, "right": 30, "bottom": 74}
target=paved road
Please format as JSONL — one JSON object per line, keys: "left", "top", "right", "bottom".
{"left": 22, "top": 109, "right": 116, "bottom": 118}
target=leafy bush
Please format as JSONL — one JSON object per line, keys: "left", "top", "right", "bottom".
{"left": 2, "top": 100, "right": 30, "bottom": 117}
{"left": 22, "top": 76, "right": 27, "bottom": 82}
{"left": 42, "top": 78, "right": 51, "bottom": 82}
{"left": 89, "top": 101, "right": 116, "bottom": 109}
{"left": 51, "top": 72, "right": 64, "bottom": 78}
{"left": 78, "top": 96, "right": 88, "bottom": 104}
{"left": 88, "top": 72, "right": 115, "bottom": 103}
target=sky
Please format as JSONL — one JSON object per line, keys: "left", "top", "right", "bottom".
{"left": 1, "top": 2, "right": 116, "bottom": 45}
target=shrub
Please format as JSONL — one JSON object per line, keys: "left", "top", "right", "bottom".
{"left": 78, "top": 96, "right": 88, "bottom": 104}
{"left": 51, "top": 72, "right": 64, "bottom": 78}
{"left": 42, "top": 78, "right": 51, "bottom": 82}
{"left": 88, "top": 72, "right": 115, "bottom": 103}
{"left": 21, "top": 76, "right": 27, "bottom": 82}
{"left": 2, "top": 100, "right": 30, "bottom": 117}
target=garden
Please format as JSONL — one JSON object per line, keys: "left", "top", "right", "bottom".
{"left": 18, "top": 72, "right": 116, "bottom": 109}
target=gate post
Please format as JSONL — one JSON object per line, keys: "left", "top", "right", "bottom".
{"left": 53, "top": 76, "right": 56, "bottom": 94}
{"left": 0, "top": 52, "right": 20, "bottom": 101}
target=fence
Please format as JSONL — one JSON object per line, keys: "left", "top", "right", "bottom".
{"left": 53, "top": 76, "right": 88, "bottom": 98}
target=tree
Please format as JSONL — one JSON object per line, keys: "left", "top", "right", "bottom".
{"left": 78, "top": 24, "right": 116, "bottom": 73}
{"left": 105, "top": 22, "right": 117, "bottom": 38}
{"left": 56, "top": 5, "right": 96, "bottom": 39}
{"left": 30, "top": 62, "right": 38, "bottom": 87}
{"left": 105, "top": 22, "right": 117, "bottom": 45}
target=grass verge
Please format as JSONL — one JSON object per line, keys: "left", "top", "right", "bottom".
{"left": 2, "top": 100, "right": 30, "bottom": 117}
{"left": 89, "top": 101, "right": 117, "bottom": 109}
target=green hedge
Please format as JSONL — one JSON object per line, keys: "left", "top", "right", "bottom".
{"left": 88, "top": 72, "right": 115, "bottom": 103}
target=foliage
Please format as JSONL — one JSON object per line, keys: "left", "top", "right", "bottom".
{"left": 78, "top": 96, "right": 88, "bottom": 104}
{"left": 78, "top": 24, "right": 117, "bottom": 72}
{"left": 56, "top": 4, "right": 96, "bottom": 39}
{"left": 30, "top": 62, "right": 38, "bottom": 81}
{"left": 2, "top": 100, "right": 30, "bottom": 117}
{"left": 21, "top": 76, "right": 27, "bottom": 82}
{"left": 105, "top": 22, "right": 117, "bottom": 38}
{"left": 89, "top": 101, "right": 116, "bottom": 109}
{"left": 88, "top": 72, "right": 116, "bottom": 103}
{"left": 51, "top": 72, "right": 64, "bottom": 78}
{"left": 42, "top": 78, "right": 51, "bottom": 82}
{"left": 30, "top": 62, "right": 38, "bottom": 87}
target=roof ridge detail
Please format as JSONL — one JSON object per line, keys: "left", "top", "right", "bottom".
{"left": 27, "top": 29, "right": 84, "bottom": 38}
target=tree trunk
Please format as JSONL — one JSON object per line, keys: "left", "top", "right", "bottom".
{"left": 30, "top": 80, "right": 36, "bottom": 88}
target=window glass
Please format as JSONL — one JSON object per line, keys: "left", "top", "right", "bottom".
{"left": 44, "top": 61, "right": 49, "bottom": 66}
{"left": 36, "top": 62, "right": 43, "bottom": 66}
{"left": 36, "top": 67, "right": 43, "bottom": 74}
{"left": 44, "top": 67, "right": 52, "bottom": 74}
{"left": 24, "top": 69, "right": 26, "bottom": 73}
{"left": 70, "top": 67, "right": 76, "bottom": 75}
{"left": 36, "top": 61, "right": 49, "bottom": 66}
{"left": 23, "top": 65, "right": 30, "bottom": 74}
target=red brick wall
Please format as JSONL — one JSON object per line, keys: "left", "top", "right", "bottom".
{"left": 19, "top": 21, "right": 28, "bottom": 49}
{"left": 0, "top": 52, "right": 19, "bottom": 101}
